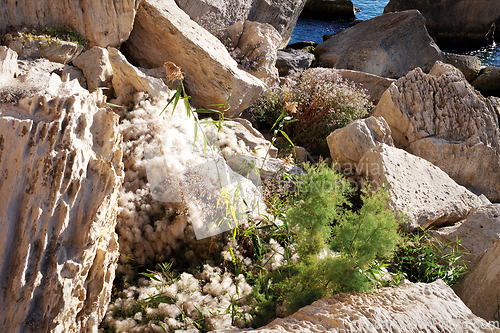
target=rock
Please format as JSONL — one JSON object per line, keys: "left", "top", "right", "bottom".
{"left": 489, "top": 96, "right": 500, "bottom": 122}
{"left": 72, "top": 46, "right": 114, "bottom": 95}
{"left": 454, "top": 238, "right": 500, "bottom": 321}
{"left": 16, "top": 58, "right": 64, "bottom": 78}
{"left": 124, "top": 0, "right": 264, "bottom": 118}
{"left": 276, "top": 49, "right": 314, "bottom": 76}
{"left": 0, "top": 0, "right": 138, "bottom": 47}
{"left": 286, "top": 41, "right": 318, "bottom": 51}
{"left": 61, "top": 65, "right": 87, "bottom": 89}
{"left": 384, "top": 0, "right": 500, "bottom": 50}
{"left": 444, "top": 52, "right": 481, "bottom": 82}
{"left": 301, "top": 0, "right": 356, "bottom": 20}
{"left": 373, "top": 62, "right": 500, "bottom": 202}
{"left": 2, "top": 32, "right": 84, "bottom": 64}
{"left": 226, "top": 154, "right": 287, "bottom": 181}
{"left": 108, "top": 47, "right": 169, "bottom": 105}
{"left": 327, "top": 116, "right": 394, "bottom": 170}
{"left": 430, "top": 204, "right": 500, "bottom": 265}
{"left": 333, "top": 69, "right": 395, "bottom": 104}
{"left": 204, "top": 119, "right": 278, "bottom": 159}
{"left": 315, "top": 10, "right": 443, "bottom": 79}
{"left": 174, "top": 0, "right": 307, "bottom": 48}
{"left": 358, "top": 144, "right": 484, "bottom": 231}
{"left": 0, "top": 46, "right": 18, "bottom": 85}
{"left": 0, "top": 68, "right": 123, "bottom": 332}
{"left": 221, "top": 280, "right": 500, "bottom": 333}
{"left": 228, "top": 20, "right": 282, "bottom": 81}
{"left": 471, "top": 66, "right": 500, "bottom": 97}
{"left": 293, "top": 146, "right": 308, "bottom": 163}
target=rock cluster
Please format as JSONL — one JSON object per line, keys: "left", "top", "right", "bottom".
{"left": 315, "top": 10, "right": 443, "bottom": 79}
{"left": 221, "top": 280, "right": 500, "bottom": 333}
{"left": 0, "top": 54, "right": 123, "bottom": 332}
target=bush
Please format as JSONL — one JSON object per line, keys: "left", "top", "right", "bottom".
{"left": 249, "top": 163, "right": 402, "bottom": 320}
{"left": 247, "top": 69, "right": 373, "bottom": 156}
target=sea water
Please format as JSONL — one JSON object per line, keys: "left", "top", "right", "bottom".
{"left": 290, "top": 0, "right": 499, "bottom": 67}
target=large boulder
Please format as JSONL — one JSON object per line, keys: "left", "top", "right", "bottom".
{"left": 174, "top": 0, "right": 307, "bottom": 48}
{"left": 221, "top": 280, "right": 500, "bottom": 332}
{"left": 301, "top": 0, "right": 356, "bottom": 21}
{"left": 454, "top": 238, "right": 500, "bottom": 321}
{"left": 471, "top": 66, "right": 500, "bottom": 97}
{"left": 123, "top": 0, "right": 264, "bottom": 118}
{"left": 225, "top": 20, "right": 282, "bottom": 82}
{"left": 327, "top": 116, "right": 394, "bottom": 170}
{"left": 430, "top": 204, "right": 500, "bottom": 265}
{"left": 276, "top": 49, "right": 315, "bottom": 77}
{"left": 72, "top": 47, "right": 114, "bottom": 94}
{"left": 0, "top": 0, "right": 138, "bottom": 47}
{"left": 0, "top": 67, "right": 123, "bottom": 331}
{"left": 333, "top": 69, "right": 395, "bottom": 104}
{"left": 444, "top": 52, "right": 481, "bottom": 82}
{"left": 358, "top": 144, "right": 484, "bottom": 231}
{"left": 315, "top": 10, "right": 443, "bottom": 79}
{"left": 384, "top": 0, "right": 500, "bottom": 50}
{"left": 373, "top": 61, "right": 500, "bottom": 202}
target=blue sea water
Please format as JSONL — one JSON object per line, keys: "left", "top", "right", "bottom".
{"left": 290, "top": 0, "right": 499, "bottom": 67}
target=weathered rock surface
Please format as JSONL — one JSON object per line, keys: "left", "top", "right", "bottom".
{"left": 205, "top": 119, "right": 278, "bottom": 159}
{"left": 174, "top": 0, "right": 307, "bottom": 48}
{"left": 124, "top": 0, "right": 264, "bottom": 118}
{"left": 227, "top": 20, "right": 282, "bottom": 81}
{"left": 108, "top": 47, "right": 169, "bottom": 105}
{"left": 72, "top": 47, "right": 114, "bottom": 94}
{"left": 471, "top": 66, "right": 500, "bottom": 96}
{"left": 327, "top": 116, "right": 394, "bottom": 169}
{"left": 373, "top": 62, "right": 500, "bottom": 202}
{"left": 315, "top": 10, "right": 443, "bottom": 79}
{"left": 61, "top": 65, "right": 87, "bottom": 89}
{"left": 384, "top": 0, "right": 500, "bottom": 49}
{"left": 2, "top": 32, "right": 84, "bottom": 64}
{"left": 444, "top": 52, "right": 481, "bottom": 82}
{"left": 0, "top": 69, "right": 123, "bottom": 331}
{"left": 334, "top": 69, "right": 395, "bottom": 104}
{"left": 358, "top": 144, "right": 483, "bottom": 231}
{"left": 276, "top": 49, "right": 315, "bottom": 77}
{"left": 0, "top": 0, "right": 139, "bottom": 47}
{"left": 430, "top": 204, "right": 500, "bottom": 265}
{"left": 301, "top": 0, "right": 356, "bottom": 21}
{"left": 221, "top": 280, "right": 500, "bottom": 333}
{"left": 454, "top": 238, "right": 500, "bottom": 321}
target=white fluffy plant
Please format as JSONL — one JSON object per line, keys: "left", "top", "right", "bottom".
{"left": 106, "top": 62, "right": 270, "bottom": 332}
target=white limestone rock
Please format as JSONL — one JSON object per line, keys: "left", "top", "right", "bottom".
{"left": 454, "top": 238, "right": 500, "bottom": 321}
{"left": 123, "top": 0, "right": 264, "bottom": 118}
{"left": 0, "top": 69, "right": 123, "bottom": 332}
{"left": 0, "top": 46, "right": 18, "bottom": 86}
{"left": 373, "top": 61, "right": 500, "bottom": 202}
{"left": 220, "top": 280, "right": 500, "bottom": 332}
{"left": 327, "top": 116, "right": 394, "bottom": 170}
{"left": 430, "top": 204, "right": 500, "bottom": 265}
{"left": 72, "top": 46, "right": 114, "bottom": 93}
{"left": 0, "top": 0, "right": 139, "bottom": 47}
{"left": 357, "top": 144, "right": 484, "bottom": 231}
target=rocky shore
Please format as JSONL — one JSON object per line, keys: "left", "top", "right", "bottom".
{"left": 1, "top": 0, "right": 500, "bottom": 332}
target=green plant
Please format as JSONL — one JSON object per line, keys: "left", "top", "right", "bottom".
{"left": 247, "top": 69, "right": 373, "bottom": 156}
{"left": 391, "top": 231, "right": 469, "bottom": 286}
{"left": 247, "top": 164, "right": 401, "bottom": 321}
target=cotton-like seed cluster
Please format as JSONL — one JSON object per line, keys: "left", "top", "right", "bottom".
{"left": 100, "top": 264, "right": 254, "bottom": 332}
{"left": 115, "top": 92, "right": 227, "bottom": 278}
